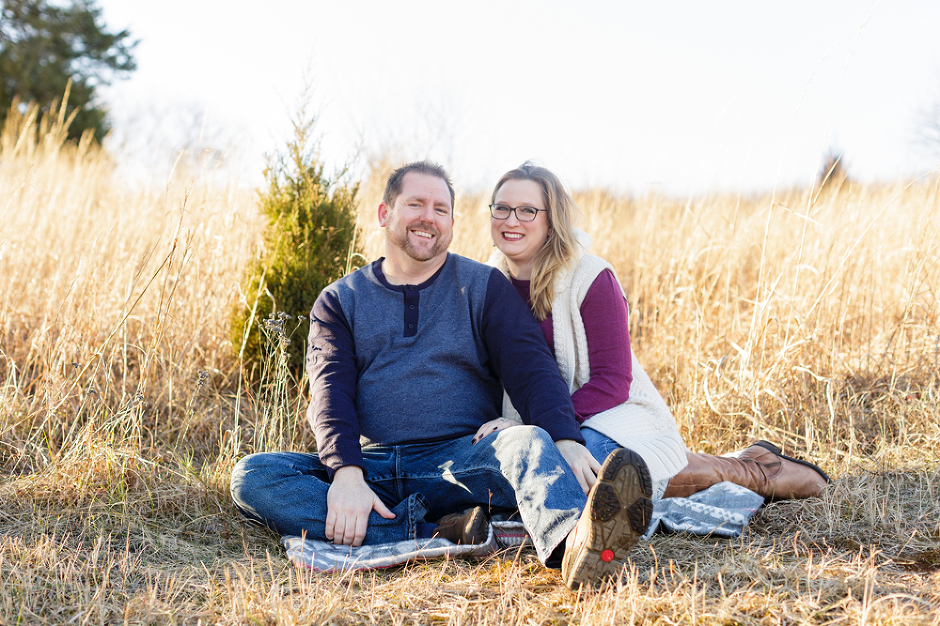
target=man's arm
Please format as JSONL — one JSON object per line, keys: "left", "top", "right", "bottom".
{"left": 307, "top": 289, "right": 363, "bottom": 475}
{"left": 480, "top": 270, "right": 601, "bottom": 491}
{"left": 308, "top": 288, "right": 394, "bottom": 545}
{"left": 479, "top": 269, "right": 583, "bottom": 443}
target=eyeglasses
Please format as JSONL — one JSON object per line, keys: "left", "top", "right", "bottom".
{"left": 488, "top": 204, "right": 546, "bottom": 222}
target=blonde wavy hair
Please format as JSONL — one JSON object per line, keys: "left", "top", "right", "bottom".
{"left": 491, "top": 162, "right": 581, "bottom": 321}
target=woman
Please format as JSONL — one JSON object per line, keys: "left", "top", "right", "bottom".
{"left": 477, "top": 162, "right": 830, "bottom": 506}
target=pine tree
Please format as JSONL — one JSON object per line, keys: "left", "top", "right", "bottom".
{"left": 0, "top": 0, "right": 136, "bottom": 142}
{"left": 231, "top": 108, "right": 362, "bottom": 379}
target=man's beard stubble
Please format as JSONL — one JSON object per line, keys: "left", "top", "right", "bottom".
{"left": 389, "top": 222, "right": 452, "bottom": 262}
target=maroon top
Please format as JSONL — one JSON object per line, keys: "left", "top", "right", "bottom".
{"left": 510, "top": 269, "right": 633, "bottom": 423}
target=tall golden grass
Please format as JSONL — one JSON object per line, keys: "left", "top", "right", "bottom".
{"left": 1, "top": 102, "right": 939, "bottom": 624}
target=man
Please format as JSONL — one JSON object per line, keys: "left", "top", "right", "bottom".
{"left": 230, "top": 161, "right": 653, "bottom": 589}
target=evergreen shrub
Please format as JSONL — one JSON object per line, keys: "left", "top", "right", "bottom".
{"left": 231, "top": 114, "right": 361, "bottom": 378}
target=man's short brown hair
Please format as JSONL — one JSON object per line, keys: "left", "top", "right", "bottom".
{"left": 383, "top": 160, "right": 455, "bottom": 210}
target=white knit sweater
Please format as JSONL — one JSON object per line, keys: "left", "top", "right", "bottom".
{"left": 490, "top": 235, "right": 689, "bottom": 484}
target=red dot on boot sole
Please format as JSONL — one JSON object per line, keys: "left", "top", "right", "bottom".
{"left": 601, "top": 549, "right": 615, "bottom": 562}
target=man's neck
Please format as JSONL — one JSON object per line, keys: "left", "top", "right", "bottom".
{"left": 381, "top": 251, "right": 449, "bottom": 285}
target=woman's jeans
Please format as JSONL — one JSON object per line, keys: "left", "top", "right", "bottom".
{"left": 231, "top": 425, "right": 587, "bottom": 564}
{"left": 582, "top": 427, "right": 669, "bottom": 501}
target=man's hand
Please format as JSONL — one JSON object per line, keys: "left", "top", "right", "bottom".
{"left": 325, "top": 466, "right": 395, "bottom": 546}
{"left": 471, "top": 417, "right": 519, "bottom": 445}
{"left": 555, "top": 439, "right": 602, "bottom": 494}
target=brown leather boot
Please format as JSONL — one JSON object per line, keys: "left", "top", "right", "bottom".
{"left": 432, "top": 507, "right": 490, "bottom": 545}
{"left": 663, "top": 440, "right": 830, "bottom": 501}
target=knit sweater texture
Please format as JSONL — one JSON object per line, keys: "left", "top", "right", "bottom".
{"left": 307, "top": 253, "right": 584, "bottom": 475}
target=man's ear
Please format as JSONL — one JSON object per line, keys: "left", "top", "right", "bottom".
{"left": 378, "top": 202, "right": 390, "bottom": 227}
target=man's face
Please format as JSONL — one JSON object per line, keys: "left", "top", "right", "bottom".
{"left": 379, "top": 172, "right": 454, "bottom": 263}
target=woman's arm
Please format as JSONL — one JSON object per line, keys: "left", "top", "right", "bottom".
{"left": 571, "top": 269, "right": 633, "bottom": 421}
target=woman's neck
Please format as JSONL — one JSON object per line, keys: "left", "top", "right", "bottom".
{"left": 506, "top": 258, "right": 533, "bottom": 281}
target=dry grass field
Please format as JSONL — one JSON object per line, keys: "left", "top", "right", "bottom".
{"left": 2, "top": 105, "right": 939, "bottom": 625}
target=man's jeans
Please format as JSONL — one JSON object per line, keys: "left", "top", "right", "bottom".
{"left": 230, "top": 425, "right": 587, "bottom": 563}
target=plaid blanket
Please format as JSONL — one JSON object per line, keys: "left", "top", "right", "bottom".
{"left": 644, "top": 480, "right": 764, "bottom": 538}
{"left": 283, "top": 481, "right": 763, "bottom": 572}
{"left": 283, "top": 522, "right": 504, "bottom": 572}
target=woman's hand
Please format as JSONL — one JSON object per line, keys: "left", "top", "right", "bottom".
{"left": 471, "top": 417, "right": 519, "bottom": 445}
{"left": 555, "top": 439, "right": 602, "bottom": 494}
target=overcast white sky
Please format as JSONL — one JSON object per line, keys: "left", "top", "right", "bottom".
{"left": 96, "top": 0, "right": 940, "bottom": 196}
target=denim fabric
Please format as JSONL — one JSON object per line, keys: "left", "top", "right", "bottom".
{"left": 581, "top": 425, "right": 623, "bottom": 464}
{"left": 231, "top": 425, "right": 586, "bottom": 563}
{"left": 582, "top": 427, "right": 668, "bottom": 500}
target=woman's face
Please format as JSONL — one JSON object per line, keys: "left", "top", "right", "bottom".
{"left": 491, "top": 179, "right": 550, "bottom": 279}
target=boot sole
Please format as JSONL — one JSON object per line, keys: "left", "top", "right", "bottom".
{"left": 751, "top": 440, "right": 832, "bottom": 484}
{"left": 562, "top": 448, "right": 653, "bottom": 590}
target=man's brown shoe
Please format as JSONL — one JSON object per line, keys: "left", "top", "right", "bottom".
{"left": 433, "top": 507, "right": 490, "bottom": 545}
{"left": 561, "top": 448, "right": 652, "bottom": 590}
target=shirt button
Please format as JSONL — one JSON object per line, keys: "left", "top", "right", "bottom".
{"left": 409, "top": 304, "right": 415, "bottom": 309}
{"left": 408, "top": 286, "right": 414, "bottom": 291}
{"left": 408, "top": 324, "right": 414, "bottom": 329}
